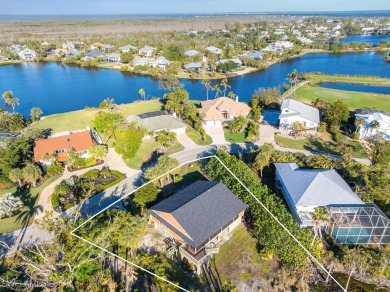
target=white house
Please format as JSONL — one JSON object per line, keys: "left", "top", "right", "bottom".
{"left": 138, "top": 46, "right": 156, "bottom": 57}
{"left": 216, "top": 58, "right": 242, "bottom": 68}
{"left": 18, "top": 48, "right": 37, "bottom": 60}
{"left": 185, "top": 49, "right": 201, "bottom": 57}
{"left": 106, "top": 53, "right": 121, "bottom": 63}
{"left": 275, "top": 163, "right": 365, "bottom": 227}
{"left": 279, "top": 99, "right": 320, "bottom": 132}
{"left": 62, "top": 41, "right": 75, "bottom": 50}
{"left": 132, "top": 56, "right": 154, "bottom": 66}
{"left": 205, "top": 46, "right": 223, "bottom": 55}
{"left": 119, "top": 44, "right": 137, "bottom": 53}
{"left": 355, "top": 109, "right": 390, "bottom": 140}
{"left": 151, "top": 56, "right": 170, "bottom": 69}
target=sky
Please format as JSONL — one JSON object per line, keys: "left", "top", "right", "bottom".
{"left": 0, "top": 0, "right": 388, "bottom": 15}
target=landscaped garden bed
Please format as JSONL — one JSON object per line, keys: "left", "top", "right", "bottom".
{"left": 51, "top": 168, "right": 125, "bottom": 212}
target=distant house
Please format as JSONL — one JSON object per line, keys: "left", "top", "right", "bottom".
{"left": 132, "top": 56, "right": 154, "bottom": 66}
{"left": 199, "top": 97, "right": 250, "bottom": 126}
{"left": 297, "top": 37, "right": 314, "bottom": 45}
{"left": 127, "top": 111, "right": 187, "bottom": 134}
{"left": 84, "top": 49, "right": 104, "bottom": 59}
{"left": 0, "top": 56, "right": 9, "bottom": 61}
{"left": 239, "top": 50, "right": 264, "bottom": 60}
{"left": 62, "top": 41, "right": 75, "bottom": 50}
{"left": 279, "top": 99, "right": 320, "bottom": 132}
{"left": 18, "top": 48, "right": 36, "bottom": 60}
{"left": 274, "top": 41, "right": 294, "bottom": 49}
{"left": 205, "top": 46, "right": 223, "bottom": 55}
{"left": 355, "top": 109, "right": 390, "bottom": 140}
{"left": 33, "top": 130, "right": 96, "bottom": 165}
{"left": 66, "top": 50, "right": 82, "bottom": 57}
{"left": 102, "top": 44, "right": 115, "bottom": 52}
{"left": 149, "top": 180, "right": 247, "bottom": 274}
{"left": 138, "top": 46, "right": 156, "bottom": 57}
{"left": 216, "top": 58, "right": 242, "bottom": 68}
{"left": 119, "top": 44, "right": 137, "bottom": 53}
{"left": 0, "top": 132, "right": 20, "bottom": 147}
{"left": 106, "top": 53, "right": 121, "bottom": 63}
{"left": 151, "top": 56, "right": 170, "bottom": 69}
{"left": 183, "top": 62, "right": 203, "bottom": 73}
{"left": 47, "top": 49, "right": 66, "bottom": 58}
{"left": 274, "top": 163, "right": 365, "bottom": 227}
{"left": 184, "top": 49, "right": 201, "bottom": 57}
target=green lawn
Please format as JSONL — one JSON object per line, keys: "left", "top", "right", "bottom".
{"left": 186, "top": 127, "right": 212, "bottom": 145}
{"left": 307, "top": 74, "right": 390, "bottom": 85}
{"left": 223, "top": 128, "right": 247, "bottom": 143}
{"left": 0, "top": 175, "right": 61, "bottom": 234}
{"left": 31, "top": 99, "right": 163, "bottom": 134}
{"left": 125, "top": 139, "right": 184, "bottom": 169}
{"left": 275, "top": 133, "right": 368, "bottom": 158}
{"left": 294, "top": 84, "right": 390, "bottom": 112}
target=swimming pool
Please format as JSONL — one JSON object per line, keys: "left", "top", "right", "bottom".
{"left": 262, "top": 110, "right": 280, "bottom": 125}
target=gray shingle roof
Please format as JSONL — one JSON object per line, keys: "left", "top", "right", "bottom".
{"left": 127, "top": 111, "right": 187, "bottom": 132}
{"left": 280, "top": 99, "right": 320, "bottom": 124}
{"left": 275, "top": 163, "right": 364, "bottom": 207}
{"left": 148, "top": 180, "right": 247, "bottom": 249}
{"left": 185, "top": 49, "right": 201, "bottom": 57}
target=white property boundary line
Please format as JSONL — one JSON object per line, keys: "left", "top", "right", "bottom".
{"left": 71, "top": 155, "right": 347, "bottom": 292}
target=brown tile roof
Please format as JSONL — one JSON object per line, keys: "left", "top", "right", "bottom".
{"left": 34, "top": 131, "right": 95, "bottom": 162}
{"left": 199, "top": 97, "right": 250, "bottom": 120}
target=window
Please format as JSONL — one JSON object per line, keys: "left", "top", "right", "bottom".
{"left": 285, "top": 110, "right": 289, "bottom": 113}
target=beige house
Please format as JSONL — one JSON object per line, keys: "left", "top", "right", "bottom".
{"left": 199, "top": 97, "right": 250, "bottom": 126}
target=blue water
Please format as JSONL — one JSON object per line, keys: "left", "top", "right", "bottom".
{"left": 339, "top": 35, "right": 390, "bottom": 46}
{"left": 262, "top": 110, "right": 280, "bottom": 125}
{"left": 1, "top": 11, "right": 390, "bottom": 21}
{"left": 0, "top": 52, "right": 389, "bottom": 116}
{"left": 319, "top": 82, "right": 390, "bottom": 95}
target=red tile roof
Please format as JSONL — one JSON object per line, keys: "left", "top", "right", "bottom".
{"left": 34, "top": 131, "right": 95, "bottom": 162}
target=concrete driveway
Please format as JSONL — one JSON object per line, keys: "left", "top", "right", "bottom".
{"left": 176, "top": 133, "right": 198, "bottom": 149}
{"left": 256, "top": 125, "right": 277, "bottom": 146}
{"left": 204, "top": 121, "right": 227, "bottom": 144}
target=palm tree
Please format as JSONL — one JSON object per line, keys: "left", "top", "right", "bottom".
{"left": 30, "top": 107, "right": 43, "bottom": 122}
{"left": 310, "top": 207, "right": 330, "bottom": 246}
{"left": 2, "top": 90, "right": 20, "bottom": 112}
{"left": 228, "top": 91, "right": 236, "bottom": 100}
{"left": 202, "top": 79, "right": 211, "bottom": 100}
{"left": 369, "top": 120, "right": 380, "bottom": 139}
{"left": 8, "top": 168, "right": 24, "bottom": 187}
{"left": 220, "top": 78, "right": 231, "bottom": 96}
{"left": 22, "top": 163, "right": 42, "bottom": 187}
{"left": 214, "top": 84, "right": 222, "bottom": 99}
{"left": 287, "top": 69, "right": 299, "bottom": 97}
{"left": 138, "top": 88, "right": 146, "bottom": 101}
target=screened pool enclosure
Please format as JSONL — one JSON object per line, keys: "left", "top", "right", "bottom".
{"left": 327, "top": 204, "right": 390, "bottom": 245}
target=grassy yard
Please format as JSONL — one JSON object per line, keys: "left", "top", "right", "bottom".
{"left": 211, "top": 225, "right": 274, "bottom": 285}
{"left": 125, "top": 139, "right": 184, "bottom": 169}
{"left": 275, "top": 132, "right": 368, "bottom": 158}
{"left": 223, "top": 128, "right": 247, "bottom": 143}
{"left": 307, "top": 73, "right": 390, "bottom": 85}
{"left": 186, "top": 127, "right": 212, "bottom": 145}
{"left": 0, "top": 175, "right": 61, "bottom": 234}
{"left": 294, "top": 83, "right": 390, "bottom": 112}
{"left": 31, "top": 99, "right": 163, "bottom": 134}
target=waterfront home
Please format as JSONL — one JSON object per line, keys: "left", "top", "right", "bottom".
{"left": 274, "top": 163, "right": 365, "bottom": 227}
{"left": 33, "top": 130, "right": 96, "bottom": 165}
{"left": 119, "top": 44, "right": 137, "bottom": 53}
{"left": 199, "top": 97, "right": 250, "bottom": 126}
{"left": 279, "top": 99, "right": 320, "bottom": 132}
{"left": 47, "top": 49, "right": 66, "bottom": 58}
{"left": 274, "top": 163, "right": 390, "bottom": 245}
{"left": 138, "top": 46, "right": 156, "bottom": 57}
{"left": 18, "top": 48, "right": 37, "bottom": 60}
{"left": 184, "top": 49, "right": 201, "bottom": 58}
{"left": 148, "top": 180, "right": 247, "bottom": 274}
{"left": 354, "top": 109, "right": 390, "bottom": 140}
{"left": 183, "top": 62, "right": 203, "bottom": 73}
{"left": 0, "top": 56, "right": 9, "bottom": 61}
{"left": 127, "top": 111, "right": 187, "bottom": 135}
{"left": 297, "top": 37, "right": 314, "bottom": 45}
{"left": 85, "top": 49, "right": 104, "bottom": 59}
{"left": 132, "top": 56, "right": 154, "bottom": 66}
{"left": 151, "top": 56, "right": 170, "bottom": 69}
{"left": 274, "top": 41, "right": 294, "bottom": 50}
{"left": 216, "top": 58, "right": 242, "bottom": 68}
{"left": 66, "top": 50, "right": 82, "bottom": 57}
{"left": 102, "top": 44, "right": 115, "bottom": 52}
{"left": 205, "top": 46, "right": 222, "bottom": 55}
{"left": 106, "top": 53, "right": 121, "bottom": 63}
{"left": 11, "top": 44, "right": 25, "bottom": 53}
{"left": 262, "top": 44, "right": 284, "bottom": 55}
{"left": 239, "top": 50, "right": 264, "bottom": 60}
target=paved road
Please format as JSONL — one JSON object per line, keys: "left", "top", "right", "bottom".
{"left": 0, "top": 141, "right": 369, "bottom": 255}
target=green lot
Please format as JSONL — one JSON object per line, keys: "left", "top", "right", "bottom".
{"left": 186, "top": 127, "right": 212, "bottom": 145}
{"left": 307, "top": 74, "right": 390, "bottom": 85}
{"left": 223, "top": 128, "right": 247, "bottom": 143}
{"left": 0, "top": 175, "right": 61, "bottom": 234}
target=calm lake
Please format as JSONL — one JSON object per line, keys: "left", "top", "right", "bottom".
{"left": 0, "top": 52, "right": 389, "bottom": 116}
{"left": 339, "top": 35, "right": 390, "bottom": 46}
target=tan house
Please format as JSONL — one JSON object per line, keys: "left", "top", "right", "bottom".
{"left": 199, "top": 97, "right": 250, "bottom": 126}
{"left": 148, "top": 180, "right": 247, "bottom": 274}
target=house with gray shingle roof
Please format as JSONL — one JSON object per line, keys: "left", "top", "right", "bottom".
{"left": 183, "top": 62, "right": 203, "bottom": 72}
{"left": 138, "top": 45, "right": 156, "bottom": 57}
{"left": 148, "top": 180, "right": 247, "bottom": 274}
{"left": 185, "top": 49, "right": 201, "bottom": 57}
{"left": 205, "top": 46, "right": 223, "bottom": 55}
{"left": 127, "top": 111, "right": 187, "bottom": 134}
{"left": 106, "top": 53, "right": 121, "bottom": 63}
{"left": 279, "top": 99, "right": 320, "bottom": 132}
{"left": 119, "top": 44, "right": 137, "bottom": 53}
{"left": 275, "top": 163, "right": 365, "bottom": 227}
